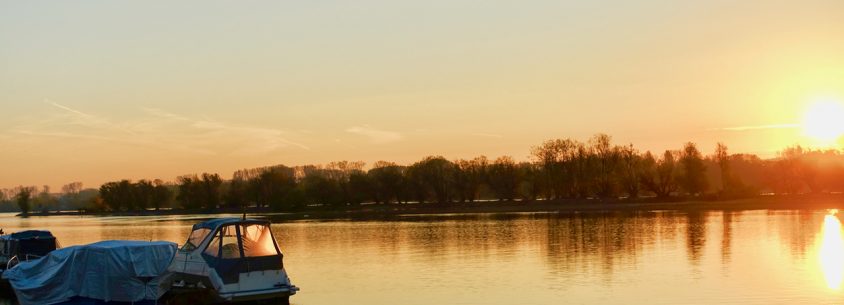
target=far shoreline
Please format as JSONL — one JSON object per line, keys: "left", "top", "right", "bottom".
{"left": 14, "top": 195, "right": 844, "bottom": 221}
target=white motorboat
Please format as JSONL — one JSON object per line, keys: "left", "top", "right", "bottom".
{"left": 167, "top": 218, "right": 299, "bottom": 303}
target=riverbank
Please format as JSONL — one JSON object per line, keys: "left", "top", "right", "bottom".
{"left": 17, "top": 195, "right": 844, "bottom": 220}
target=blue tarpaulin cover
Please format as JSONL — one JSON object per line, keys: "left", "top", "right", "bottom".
{"left": 1, "top": 240, "right": 177, "bottom": 305}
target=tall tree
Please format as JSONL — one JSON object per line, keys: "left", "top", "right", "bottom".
{"left": 679, "top": 142, "right": 708, "bottom": 195}
{"left": 618, "top": 144, "right": 642, "bottom": 199}
{"left": 15, "top": 186, "right": 36, "bottom": 216}
{"left": 487, "top": 156, "right": 520, "bottom": 201}
{"left": 590, "top": 134, "right": 621, "bottom": 198}
{"left": 135, "top": 180, "right": 154, "bottom": 211}
{"left": 714, "top": 142, "right": 732, "bottom": 193}
{"left": 151, "top": 179, "right": 172, "bottom": 211}
{"left": 452, "top": 156, "right": 488, "bottom": 203}
{"left": 411, "top": 156, "right": 455, "bottom": 204}
{"left": 368, "top": 161, "right": 404, "bottom": 204}
{"left": 641, "top": 150, "right": 679, "bottom": 198}
{"left": 200, "top": 173, "right": 223, "bottom": 211}
{"left": 531, "top": 138, "right": 577, "bottom": 199}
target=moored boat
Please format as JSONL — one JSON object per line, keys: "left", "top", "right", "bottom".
{"left": 0, "top": 230, "right": 58, "bottom": 281}
{"left": 2, "top": 240, "right": 178, "bottom": 305}
{"left": 167, "top": 218, "right": 299, "bottom": 303}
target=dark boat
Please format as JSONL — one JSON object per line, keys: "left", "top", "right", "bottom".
{"left": 0, "top": 230, "right": 58, "bottom": 274}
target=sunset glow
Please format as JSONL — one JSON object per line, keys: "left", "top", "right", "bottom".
{"left": 1, "top": 1, "right": 843, "bottom": 189}
{"left": 803, "top": 98, "right": 844, "bottom": 146}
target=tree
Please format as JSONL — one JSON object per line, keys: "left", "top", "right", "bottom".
{"left": 531, "top": 138, "right": 578, "bottom": 199}
{"left": 518, "top": 162, "right": 542, "bottom": 201}
{"left": 641, "top": 150, "right": 678, "bottom": 198}
{"left": 773, "top": 146, "right": 803, "bottom": 194}
{"left": 452, "top": 156, "right": 488, "bottom": 203}
{"left": 487, "top": 156, "right": 520, "bottom": 201}
{"left": 253, "top": 166, "right": 296, "bottom": 209}
{"left": 301, "top": 173, "right": 342, "bottom": 207}
{"left": 368, "top": 161, "right": 404, "bottom": 204}
{"left": 134, "top": 180, "right": 154, "bottom": 211}
{"left": 571, "top": 142, "right": 595, "bottom": 198}
{"left": 176, "top": 176, "right": 200, "bottom": 210}
{"left": 348, "top": 171, "right": 373, "bottom": 205}
{"left": 15, "top": 186, "right": 36, "bottom": 216}
{"left": 60, "top": 182, "right": 84, "bottom": 210}
{"left": 678, "top": 142, "right": 708, "bottom": 195}
{"left": 408, "top": 156, "right": 455, "bottom": 204}
{"left": 151, "top": 179, "right": 172, "bottom": 211}
{"left": 199, "top": 173, "right": 223, "bottom": 211}
{"left": 99, "top": 180, "right": 136, "bottom": 212}
{"left": 618, "top": 144, "right": 642, "bottom": 199}
{"left": 590, "top": 134, "right": 621, "bottom": 198}
{"left": 714, "top": 143, "right": 730, "bottom": 192}
{"left": 176, "top": 173, "right": 223, "bottom": 211}
{"left": 224, "top": 177, "right": 249, "bottom": 209}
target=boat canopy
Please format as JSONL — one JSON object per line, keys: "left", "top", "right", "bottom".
{"left": 0, "top": 230, "right": 57, "bottom": 259}
{"left": 190, "top": 218, "right": 284, "bottom": 284}
{"left": 2, "top": 230, "right": 54, "bottom": 240}
{"left": 2, "top": 240, "right": 177, "bottom": 305}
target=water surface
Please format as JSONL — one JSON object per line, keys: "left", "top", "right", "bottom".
{"left": 1, "top": 210, "right": 842, "bottom": 304}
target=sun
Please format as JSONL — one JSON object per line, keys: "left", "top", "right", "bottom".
{"left": 803, "top": 98, "right": 844, "bottom": 145}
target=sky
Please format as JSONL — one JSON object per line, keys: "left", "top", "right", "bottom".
{"left": 1, "top": 0, "right": 843, "bottom": 190}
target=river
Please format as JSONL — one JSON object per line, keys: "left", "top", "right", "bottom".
{"left": 1, "top": 210, "right": 843, "bottom": 304}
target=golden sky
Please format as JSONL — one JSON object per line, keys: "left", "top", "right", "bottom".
{"left": 1, "top": 1, "right": 843, "bottom": 189}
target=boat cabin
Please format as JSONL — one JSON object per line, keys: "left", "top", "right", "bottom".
{"left": 186, "top": 218, "right": 284, "bottom": 283}
{"left": 0, "top": 230, "right": 58, "bottom": 269}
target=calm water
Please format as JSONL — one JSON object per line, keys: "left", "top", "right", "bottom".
{"left": 1, "top": 210, "right": 844, "bottom": 305}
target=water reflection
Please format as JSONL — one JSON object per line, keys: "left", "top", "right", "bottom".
{"left": 2, "top": 211, "right": 844, "bottom": 304}
{"left": 819, "top": 213, "right": 844, "bottom": 289}
{"left": 721, "top": 212, "right": 733, "bottom": 265}
{"left": 685, "top": 212, "right": 707, "bottom": 265}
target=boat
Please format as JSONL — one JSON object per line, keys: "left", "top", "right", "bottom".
{"left": 167, "top": 217, "right": 299, "bottom": 303}
{"left": 2, "top": 240, "right": 178, "bottom": 305}
{"left": 0, "top": 230, "right": 58, "bottom": 279}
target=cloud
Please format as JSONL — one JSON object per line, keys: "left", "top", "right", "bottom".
{"left": 346, "top": 125, "right": 403, "bottom": 144}
{"left": 47, "top": 101, "right": 136, "bottom": 135}
{"left": 468, "top": 132, "right": 504, "bottom": 138}
{"left": 8, "top": 103, "right": 309, "bottom": 156}
{"left": 711, "top": 123, "right": 801, "bottom": 131}
{"left": 140, "top": 108, "right": 311, "bottom": 153}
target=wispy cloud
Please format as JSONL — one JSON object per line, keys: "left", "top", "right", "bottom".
{"left": 47, "top": 101, "right": 137, "bottom": 135}
{"left": 8, "top": 103, "right": 309, "bottom": 156}
{"left": 710, "top": 123, "right": 801, "bottom": 131}
{"left": 346, "top": 125, "right": 403, "bottom": 144}
{"left": 139, "top": 108, "right": 311, "bottom": 154}
{"left": 467, "top": 132, "right": 504, "bottom": 138}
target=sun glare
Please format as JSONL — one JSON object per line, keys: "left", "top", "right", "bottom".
{"left": 803, "top": 98, "right": 844, "bottom": 146}
{"left": 819, "top": 213, "right": 844, "bottom": 289}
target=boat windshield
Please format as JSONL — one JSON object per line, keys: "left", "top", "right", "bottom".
{"left": 240, "top": 224, "right": 279, "bottom": 257}
{"left": 181, "top": 228, "right": 212, "bottom": 251}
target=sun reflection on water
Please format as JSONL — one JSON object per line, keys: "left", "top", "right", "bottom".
{"left": 819, "top": 212, "right": 844, "bottom": 289}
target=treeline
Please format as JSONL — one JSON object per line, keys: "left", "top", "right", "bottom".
{"left": 0, "top": 182, "right": 97, "bottom": 214}
{"left": 7, "top": 134, "right": 844, "bottom": 214}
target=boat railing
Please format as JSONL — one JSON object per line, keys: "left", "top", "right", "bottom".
{"left": 5, "top": 253, "right": 44, "bottom": 270}
{"left": 6, "top": 255, "right": 19, "bottom": 270}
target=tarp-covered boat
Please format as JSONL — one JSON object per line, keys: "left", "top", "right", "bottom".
{"left": 2, "top": 240, "right": 177, "bottom": 305}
